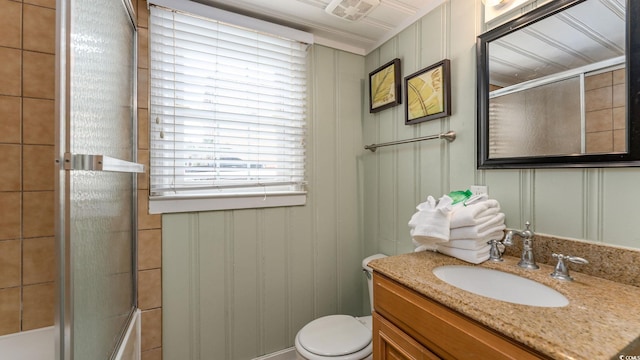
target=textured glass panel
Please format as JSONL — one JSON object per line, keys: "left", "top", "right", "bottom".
{"left": 488, "top": 77, "right": 582, "bottom": 159}
{"left": 68, "top": 0, "right": 135, "bottom": 358}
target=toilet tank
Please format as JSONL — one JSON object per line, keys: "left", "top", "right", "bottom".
{"left": 362, "top": 254, "right": 387, "bottom": 313}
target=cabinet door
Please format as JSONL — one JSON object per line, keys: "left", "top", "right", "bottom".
{"left": 373, "top": 312, "right": 440, "bottom": 360}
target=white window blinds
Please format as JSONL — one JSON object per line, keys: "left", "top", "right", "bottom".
{"left": 149, "top": 5, "right": 308, "bottom": 204}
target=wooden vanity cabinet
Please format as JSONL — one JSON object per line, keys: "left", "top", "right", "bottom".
{"left": 372, "top": 273, "right": 550, "bottom": 360}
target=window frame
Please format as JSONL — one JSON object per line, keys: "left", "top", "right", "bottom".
{"left": 147, "top": 0, "right": 313, "bottom": 214}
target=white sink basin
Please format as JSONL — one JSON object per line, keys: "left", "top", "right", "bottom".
{"left": 432, "top": 265, "right": 569, "bottom": 307}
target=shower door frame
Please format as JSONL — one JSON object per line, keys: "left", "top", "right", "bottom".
{"left": 54, "top": 0, "right": 140, "bottom": 358}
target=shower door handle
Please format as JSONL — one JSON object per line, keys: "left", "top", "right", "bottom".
{"left": 63, "top": 153, "right": 144, "bottom": 173}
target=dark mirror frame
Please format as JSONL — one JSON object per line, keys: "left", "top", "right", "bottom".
{"left": 477, "top": 0, "right": 640, "bottom": 169}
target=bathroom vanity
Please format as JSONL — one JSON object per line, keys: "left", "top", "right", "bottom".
{"left": 369, "top": 252, "right": 640, "bottom": 359}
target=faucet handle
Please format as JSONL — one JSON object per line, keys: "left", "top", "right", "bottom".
{"left": 487, "top": 239, "right": 505, "bottom": 262}
{"left": 550, "top": 253, "right": 588, "bottom": 281}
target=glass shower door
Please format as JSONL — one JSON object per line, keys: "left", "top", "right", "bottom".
{"left": 55, "top": 0, "right": 141, "bottom": 359}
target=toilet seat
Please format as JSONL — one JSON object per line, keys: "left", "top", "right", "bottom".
{"left": 295, "top": 315, "right": 372, "bottom": 360}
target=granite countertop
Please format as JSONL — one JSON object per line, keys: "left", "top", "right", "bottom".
{"left": 369, "top": 251, "right": 640, "bottom": 360}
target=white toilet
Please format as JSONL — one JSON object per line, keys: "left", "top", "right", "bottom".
{"left": 294, "top": 254, "right": 387, "bottom": 360}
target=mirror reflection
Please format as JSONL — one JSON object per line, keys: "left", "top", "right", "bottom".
{"left": 477, "top": 0, "right": 640, "bottom": 168}
{"left": 489, "top": 0, "right": 625, "bottom": 158}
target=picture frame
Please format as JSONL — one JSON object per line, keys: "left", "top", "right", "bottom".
{"left": 404, "top": 59, "right": 451, "bottom": 125}
{"left": 369, "top": 58, "right": 402, "bottom": 113}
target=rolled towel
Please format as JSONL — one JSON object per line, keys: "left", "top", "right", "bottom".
{"left": 436, "top": 243, "right": 491, "bottom": 264}
{"left": 439, "top": 230, "right": 505, "bottom": 250}
{"left": 409, "top": 195, "right": 453, "bottom": 250}
{"left": 449, "top": 213, "right": 506, "bottom": 240}
{"left": 450, "top": 199, "right": 500, "bottom": 229}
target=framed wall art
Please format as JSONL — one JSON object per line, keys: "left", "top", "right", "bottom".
{"left": 369, "top": 58, "right": 401, "bottom": 113}
{"left": 404, "top": 59, "right": 451, "bottom": 125}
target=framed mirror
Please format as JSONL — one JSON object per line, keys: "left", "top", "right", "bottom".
{"left": 477, "top": 0, "right": 640, "bottom": 168}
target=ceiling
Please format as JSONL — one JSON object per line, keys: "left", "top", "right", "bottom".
{"left": 488, "top": 0, "right": 626, "bottom": 88}
{"left": 192, "top": 0, "right": 444, "bottom": 55}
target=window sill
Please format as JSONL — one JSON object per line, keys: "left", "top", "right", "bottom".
{"left": 148, "top": 192, "right": 306, "bottom": 214}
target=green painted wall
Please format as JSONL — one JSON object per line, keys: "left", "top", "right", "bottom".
{"left": 363, "top": 0, "right": 640, "bottom": 253}
{"left": 162, "top": 45, "right": 366, "bottom": 359}
{"left": 162, "top": 1, "right": 640, "bottom": 358}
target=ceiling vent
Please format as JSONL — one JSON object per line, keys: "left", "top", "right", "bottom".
{"left": 325, "top": 0, "right": 381, "bottom": 22}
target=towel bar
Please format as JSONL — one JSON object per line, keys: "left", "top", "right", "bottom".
{"left": 364, "top": 131, "right": 456, "bottom": 152}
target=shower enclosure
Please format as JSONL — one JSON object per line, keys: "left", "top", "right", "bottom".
{"left": 54, "top": 0, "right": 142, "bottom": 358}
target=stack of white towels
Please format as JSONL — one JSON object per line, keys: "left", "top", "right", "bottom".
{"left": 408, "top": 193, "right": 505, "bottom": 264}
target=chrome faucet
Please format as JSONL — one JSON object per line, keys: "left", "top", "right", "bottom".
{"left": 503, "top": 221, "right": 539, "bottom": 270}
{"left": 550, "top": 253, "right": 588, "bottom": 281}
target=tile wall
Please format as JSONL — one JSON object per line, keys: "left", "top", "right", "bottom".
{"left": 0, "top": 0, "right": 163, "bottom": 359}
{"left": 0, "top": 0, "right": 56, "bottom": 336}
{"left": 135, "top": 1, "right": 164, "bottom": 359}
{"left": 585, "top": 68, "right": 626, "bottom": 153}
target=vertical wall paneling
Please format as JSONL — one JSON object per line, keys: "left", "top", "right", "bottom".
{"left": 197, "top": 211, "right": 228, "bottom": 358}
{"left": 363, "top": 0, "right": 640, "bottom": 267}
{"left": 534, "top": 170, "right": 584, "bottom": 238}
{"left": 312, "top": 45, "right": 339, "bottom": 318}
{"left": 337, "top": 50, "right": 367, "bottom": 316}
{"left": 162, "top": 45, "right": 365, "bottom": 359}
{"left": 395, "top": 25, "right": 419, "bottom": 256}
{"left": 231, "top": 209, "right": 260, "bottom": 359}
{"left": 448, "top": 0, "right": 478, "bottom": 191}
{"left": 261, "top": 208, "right": 288, "bottom": 354}
{"left": 602, "top": 169, "right": 640, "bottom": 248}
{"left": 162, "top": 213, "right": 196, "bottom": 360}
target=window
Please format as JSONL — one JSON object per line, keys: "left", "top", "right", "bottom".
{"left": 148, "top": 2, "right": 311, "bottom": 213}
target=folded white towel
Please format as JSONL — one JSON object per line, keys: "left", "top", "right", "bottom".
{"left": 409, "top": 195, "right": 453, "bottom": 250}
{"left": 449, "top": 213, "right": 506, "bottom": 240}
{"left": 450, "top": 199, "right": 500, "bottom": 229}
{"left": 436, "top": 243, "right": 491, "bottom": 264}
{"left": 438, "top": 230, "right": 505, "bottom": 250}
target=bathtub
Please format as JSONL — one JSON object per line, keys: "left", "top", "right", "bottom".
{"left": 0, "top": 326, "right": 54, "bottom": 360}
{"left": 0, "top": 309, "right": 140, "bottom": 360}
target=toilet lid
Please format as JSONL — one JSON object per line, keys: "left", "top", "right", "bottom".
{"left": 298, "top": 315, "right": 371, "bottom": 356}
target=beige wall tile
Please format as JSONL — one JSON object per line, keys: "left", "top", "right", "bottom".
{"left": 23, "top": 145, "right": 54, "bottom": 191}
{"left": 0, "top": 0, "right": 22, "bottom": 49}
{"left": 142, "top": 348, "right": 162, "bottom": 360}
{"left": 138, "top": 0, "right": 148, "bottom": 29}
{"left": 138, "top": 68, "right": 149, "bottom": 109}
{"left": 0, "top": 47, "right": 21, "bottom": 96}
{"left": 613, "top": 68, "right": 625, "bottom": 85}
{"left": 0, "top": 95, "right": 21, "bottom": 143}
{"left": 138, "top": 108, "right": 149, "bottom": 150}
{"left": 585, "top": 109, "right": 612, "bottom": 133}
{"left": 138, "top": 268, "right": 161, "bottom": 310}
{"left": 22, "top": 282, "right": 55, "bottom": 330}
{"left": 23, "top": 0, "right": 55, "bottom": 9}
{"left": 613, "top": 129, "right": 626, "bottom": 153}
{"left": 0, "top": 287, "right": 20, "bottom": 335}
{"left": 138, "top": 27, "right": 149, "bottom": 69}
{"left": 0, "top": 192, "right": 21, "bottom": 240}
{"left": 141, "top": 308, "right": 161, "bottom": 351}
{"left": 613, "top": 83, "right": 625, "bottom": 108}
{"left": 0, "top": 240, "right": 21, "bottom": 288}
{"left": 585, "top": 86, "right": 612, "bottom": 112}
{"left": 138, "top": 190, "right": 161, "bottom": 229}
{"left": 138, "top": 149, "right": 149, "bottom": 190}
{"left": 23, "top": 4, "right": 56, "bottom": 54}
{"left": 138, "top": 229, "right": 161, "bottom": 270}
{"left": 613, "top": 106, "right": 626, "bottom": 130}
{"left": 585, "top": 72, "right": 612, "bottom": 91}
{"left": 23, "top": 51, "right": 55, "bottom": 100}
{"left": 0, "top": 144, "right": 21, "bottom": 191}
{"left": 23, "top": 237, "right": 55, "bottom": 285}
{"left": 23, "top": 98, "right": 55, "bottom": 145}
{"left": 586, "top": 131, "right": 613, "bottom": 154}
{"left": 23, "top": 191, "right": 55, "bottom": 238}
